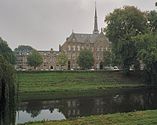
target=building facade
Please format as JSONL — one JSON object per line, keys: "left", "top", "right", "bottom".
{"left": 15, "top": 49, "right": 59, "bottom": 70}
{"left": 60, "top": 6, "right": 111, "bottom": 70}
{"left": 15, "top": 5, "right": 111, "bottom": 70}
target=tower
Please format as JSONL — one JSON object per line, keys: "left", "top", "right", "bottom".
{"left": 93, "top": 2, "right": 99, "bottom": 34}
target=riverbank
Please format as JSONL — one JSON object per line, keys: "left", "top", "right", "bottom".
{"left": 17, "top": 71, "right": 144, "bottom": 101}
{"left": 20, "top": 109, "right": 157, "bottom": 125}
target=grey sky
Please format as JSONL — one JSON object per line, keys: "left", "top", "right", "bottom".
{"left": 0, "top": 0, "right": 156, "bottom": 51}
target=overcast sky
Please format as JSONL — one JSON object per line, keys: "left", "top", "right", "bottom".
{"left": 0, "top": 0, "right": 156, "bottom": 51}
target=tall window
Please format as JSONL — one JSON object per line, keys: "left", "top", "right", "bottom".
{"left": 91, "top": 47, "right": 94, "bottom": 51}
{"left": 97, "top": 56, "right": 100, "bottom": 60}
{"left": 77, "top": 45, "right": 80, "bottom": 51}
{"left": 97, "top": 48, "right": 100, "bottom": 51}
{"left": 68, "top": 45, "right": 71, "bottom": 51}
{"left": 73, "top": 46, "right": 75, "bottom": 51}
{"left": 101, "top": 48, "right": 103, "bottom": 51}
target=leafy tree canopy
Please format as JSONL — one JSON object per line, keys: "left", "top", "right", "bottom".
{"left": 0, "top": 56, "right": 15, "bottom": 83}
{"left": 103, "top": 50, "right": 112, "bottom": 66}
{"left": 146, "top": 11, "right": 157, "bottom": 32}
{"left": 77, "top": 49, "right": 94, "bottom": 69}
{"left": 105, "top": 6, "right": 147, "bottom": 43}
{"left": 14, "top": 45, "right": 34, "bottom": 53}
{"left": 105, "top": 6, "right": 147, "bottom": 74}
{"left": 0, "top": 55, "right": 15, "bottom": 100}
{"left": 0, "top": 37, "right": 16, "bottom": 64}
{"left": 133, "top": 33, "right": 157, "bottom": 84}
{"left": 27, "top": 50, "right": 43, "bottom": 69}
{"left": 56, "top": 52, "right": 68, "bottom": 68}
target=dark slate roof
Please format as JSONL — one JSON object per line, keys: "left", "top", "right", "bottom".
{"left": 67, "top": 33, "right": 99, "bottom": 43}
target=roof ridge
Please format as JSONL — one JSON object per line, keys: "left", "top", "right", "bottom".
{"left": 73, "top": 33, "right": 92, "bottom": 35}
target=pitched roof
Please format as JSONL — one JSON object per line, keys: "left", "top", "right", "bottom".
{"left": 68, "top": 33, "right": 99, "bottom": 43}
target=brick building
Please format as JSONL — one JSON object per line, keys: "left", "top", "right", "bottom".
{"left": 15, "top": 5, "right": 111, "bottom": 70}
{"left": 15, "top": 49, "right": 59, "bottom": 70}
{"left": 60, "top": 6, "right": 111, "bottom": 70}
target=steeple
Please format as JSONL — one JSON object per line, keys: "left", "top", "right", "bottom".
{"left": 93, "top": 2, "right": 99, "bottom": 34}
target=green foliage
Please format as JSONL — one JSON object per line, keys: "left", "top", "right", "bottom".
{"left": 56, "top": 52, "right": 68, "bottom": 69}
{"left": 0, "top": 56, "right": 15, "bottom": 100}
{"left": 133, "top": 33, "right": 157, "bottom": 84}
{"left": 132, "top": 10, "right": 157, "bottom": 84}
{"left": 146, "top": 11, "right": 157, "bottom": 32}
{"left": 105, "top": 6, "right": 147, "bottom": 74}
{"left": 103, "top": 50, "right": 115, "bottom": 66}
{"left": 0, "top": 56, "right": 15, "bottom": 83}
{"left": 105, "top": 6, "right": 147, "bottom": 43}
{"left": 0, "top": 37, "right": 16, "bottom": 64}
{"left": 77, "top": 49, "right": 94, "bottom": 69}
{"left": 17, "top": 71, "right": 143, "bottom": 100}
{"left": 14, "top": 45, "right": 34, "bottom": 53}
{"left": 27, "top": 50, "right": 43, "bottom": 69}
{"left": 0, "top": 37, "right": 15, "bottom": 104}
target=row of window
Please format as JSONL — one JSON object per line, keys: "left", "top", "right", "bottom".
{"left": 68, "top": 45, "right": 108, "bottom": 52}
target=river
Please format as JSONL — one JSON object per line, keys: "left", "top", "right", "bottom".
{"left": 15, "top": 87, "right": 157, "bottom": 124}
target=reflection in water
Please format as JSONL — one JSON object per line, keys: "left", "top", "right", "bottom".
{"left": 16, "top": 109, "right": 66, "bottom": 124}
{"left": 17, "top": 87, "right": 157, "bottom": 124}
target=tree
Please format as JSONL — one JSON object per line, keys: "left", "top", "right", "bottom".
{"left": 105, "top": 6, "right": 147, "bottom": 74}
{"left": 27, "top": 50, "right": 43, "bottom": 69}
{"left": 132, "top": 10, "right": 157, "bottom": 84}
{"left": 146, "top": 11, "right": 157, "bottom": 32}
{"left": 0, "top": 37, "right": 16, "bottom": 64}
{"left": 0, "top": 39, "right": 15, "bottom": 124}
{"left": 103, "top": 50, "right": 113, "bottom": 66}
{"left": 0, "top": 56, "right": 15, "bottom": 101}
{"left": 0, "top": 38, "right": 15, "bottom": 101}
{"left": 77, "top": 49, "right": 94, "bottom": 69}
{"left": 14, "top": 45, "right": 34, "bottom": 53}
{"left": 133, "top": 33, "right": 157, "bottom": 84}
{"left": 56, "top": 52, "right": 68, "bottom": 69}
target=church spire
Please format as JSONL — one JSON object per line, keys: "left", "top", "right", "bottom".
{"left": 93, "top": 2, "right": 99, "bottom": 34}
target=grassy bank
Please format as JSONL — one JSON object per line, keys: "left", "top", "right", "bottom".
{"left": 17, "top": 71, "right": 144, "bottom": 100}
{"left": 20, "top": 110, "right": 157, "bottom": 125}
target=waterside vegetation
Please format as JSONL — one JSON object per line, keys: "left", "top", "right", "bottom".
{"left": 17, "top": 71, "right": 144, "bottom": 101}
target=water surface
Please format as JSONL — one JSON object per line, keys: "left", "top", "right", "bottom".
{"left": 16, "top": 87, "right": 157, "bottom": 124}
